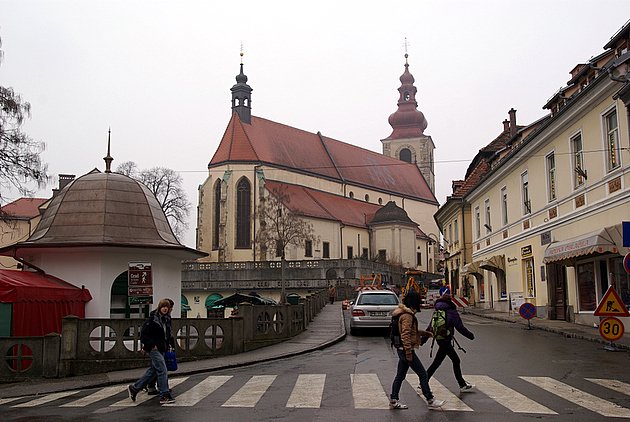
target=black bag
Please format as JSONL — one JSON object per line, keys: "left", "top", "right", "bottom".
{"left": 389, "top": 315, "right": 402, "bottom": 348}
{"left": 165, "top": 349, "right": 177, "bottom": 371}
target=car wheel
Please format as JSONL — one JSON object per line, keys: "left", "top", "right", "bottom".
{"left": 350, "top": 327, "right": 358, "bottom": 336}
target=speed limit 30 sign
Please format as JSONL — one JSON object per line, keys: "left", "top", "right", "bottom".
{"left": 599, "top": 317, "right": 625, "bottom": 342}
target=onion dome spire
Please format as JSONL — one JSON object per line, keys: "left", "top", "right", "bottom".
{"left": 385, "top": 53, "right": 428, "bottom": 140}
{"left": 231, "top": 47, "right": 253, "bottom": 124}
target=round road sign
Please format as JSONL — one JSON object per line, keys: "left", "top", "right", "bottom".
{"left": 599, "top": 317, "right": 625, "bottom": 342}
{"left": 623, "top": 253, "right": 630, "bottom": 275}
{"left": 519, "top": 302, "right": 537, "bottom": 320}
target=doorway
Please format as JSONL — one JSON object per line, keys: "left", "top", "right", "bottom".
{"left": 547, "top": 263, "right": 567, "bottom": 320}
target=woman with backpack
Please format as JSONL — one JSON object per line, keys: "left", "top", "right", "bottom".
{"left": 389, "top": 289, "right": 445, "bottom": 410}
{"left": 420, "top": 287, "right": 475, "bottom": 393}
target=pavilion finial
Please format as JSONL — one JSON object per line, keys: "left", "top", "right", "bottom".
{"left": 104, "top": 127, "right": 114, "bottom": 173}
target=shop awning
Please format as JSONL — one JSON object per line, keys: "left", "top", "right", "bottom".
{"left": 461, "top": 261, "right": 483, "bottom": 276}
{"left": 479, "top": 255, "right": 505, "bottom": 273}
{"left": 544, "top": 227, "right": 619, "bottom": 264}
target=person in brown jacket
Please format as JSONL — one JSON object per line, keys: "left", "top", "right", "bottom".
{"left": 389, "top": 289, "right": 445, "bottom": 410}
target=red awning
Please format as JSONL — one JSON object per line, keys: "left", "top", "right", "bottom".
{"left": 0, "top": 270, "right": 92, "bottom": 303}
{"left": 0, "top": 269, "right": 92, "bottom": 336}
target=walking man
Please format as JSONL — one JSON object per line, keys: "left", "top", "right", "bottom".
{"left": 128, "top": 298, "right": 176, "bottom": 405}
{"left": 421, "top": 287, "right": 476, "bottom": 393}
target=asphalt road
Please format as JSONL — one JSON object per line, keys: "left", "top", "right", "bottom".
{"left": 3, "top": 311, "right": 630, "bottom": 422}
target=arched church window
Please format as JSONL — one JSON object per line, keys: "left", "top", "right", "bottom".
{"left": 364, "top": 194, "right": 369, "bottom": 202}
{"left": 213, "top": 180, "right": 221, "bottom": 249}
{"left": 404, "top": 91, "right": 410, "bottom": 101}
{"left": 400, "top": 148, "right": 412, "bottom": 163}
{"left": 349, "top": 191, "right": 354, "bottom": 199}
{"left": 236, "top": 177, "right": 251, "bottom": 248}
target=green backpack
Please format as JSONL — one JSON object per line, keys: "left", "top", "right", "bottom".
{"left": 431, "top": 309, "right": 450, "bottom": 340}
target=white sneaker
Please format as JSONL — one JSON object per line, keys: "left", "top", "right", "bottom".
{"left": 389, "top": 399, "right": 408, "bottom": 409}
{"left": 427, "top": 398, "right": 445, "bottom": 409}
{"left": 460, "top": 382, "right": 475, "bottom": 392}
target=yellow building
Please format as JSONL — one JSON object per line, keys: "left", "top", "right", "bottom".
{"left": 439, "top": 22, "right": 630, "bottom": 325}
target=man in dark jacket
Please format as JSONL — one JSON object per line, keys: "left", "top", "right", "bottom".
{"left": 128, "top": 298, "right": 176, "bottom": 405}
{"left": 420, "top": 288, "right": 476, "bottom": 393}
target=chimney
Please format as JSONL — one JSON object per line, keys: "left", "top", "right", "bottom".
{"left": 509, "top": 108, "right": 517, "bottom": 138}
{"left": 52, "top": 174, "right": 76, "bottom": 197}
{"left": 503, "top": 119, "right": 510, "bottom": 132}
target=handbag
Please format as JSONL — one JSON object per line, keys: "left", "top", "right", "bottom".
{"left": 164, "top": 349, "right": 178, "bottom": 371}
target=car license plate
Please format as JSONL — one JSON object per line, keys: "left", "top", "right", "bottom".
{"left": 370, "top": 311, "right": 388, "bottom": 317}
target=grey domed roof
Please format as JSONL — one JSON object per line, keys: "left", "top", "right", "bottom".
{"left": 23, "top": 170, "right": 184, "bottom": 249}
{"left": 370, "top": 201, "right": 416, "bottom": 226}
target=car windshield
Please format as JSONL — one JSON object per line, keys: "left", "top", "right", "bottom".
{"left": 357, "top": 293, "right": 398, "bottom": 305}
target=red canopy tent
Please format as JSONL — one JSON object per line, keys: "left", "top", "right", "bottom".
{"left": 0, "top": 270, "right": 92, "bottom": 336}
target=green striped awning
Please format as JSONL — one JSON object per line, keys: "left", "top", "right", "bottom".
{"left": 181, "top": 294, "right": 191, "bottom": 311}
{"left": 205, "top": 293, "right": 223, "bottom": 308}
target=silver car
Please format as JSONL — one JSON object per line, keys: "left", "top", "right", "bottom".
{"left": 349, "top": 289, "right": 399, "bottom": 335}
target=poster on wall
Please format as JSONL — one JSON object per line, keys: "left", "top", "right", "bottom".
{"left": 128, "top": 262, "right": 153, "bottom": 305}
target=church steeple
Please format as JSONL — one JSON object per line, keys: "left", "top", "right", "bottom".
{"left": 231, "top": 51, "right": 253, "bottom": 124}
{"left": 385, "top": 53, "right": 428, "bottom": 140}
{"left": 381, "top": 50, "right": 435, "bottom": 194}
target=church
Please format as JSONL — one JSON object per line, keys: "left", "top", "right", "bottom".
{"left": 195, "top": 53, "right": 440, "bottom": 272}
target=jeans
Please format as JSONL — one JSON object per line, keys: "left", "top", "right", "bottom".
{"left": 132, "top": 349, "right": 169, "bottom": 395}
{"left": 390, "top": 348, "right": 433, "bottom": 401}
{"left": 426, "top": 338, "right": 466, "bottom": 387}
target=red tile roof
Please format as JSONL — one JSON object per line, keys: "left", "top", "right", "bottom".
{"left": 0, "top": 198, "right": 47, "bottom": 219}
{"left": 264, "top": 180, "right": 382, "bottom": 228}
{"left": 211, "top": 113, "right": 437, "bottom": 204}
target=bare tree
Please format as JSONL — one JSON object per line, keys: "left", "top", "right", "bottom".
{"left": 0, "top": 37, "right": 49, "bottom": 213}
{"left": 255, "top": 185, "right": 314, "bottom": 302}
{"left": 116, "top": 161, "right": 190, "bottom": 239}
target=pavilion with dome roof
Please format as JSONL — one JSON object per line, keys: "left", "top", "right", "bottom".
{"left": 0, "top": 142, "right": 206, "bottom": 319}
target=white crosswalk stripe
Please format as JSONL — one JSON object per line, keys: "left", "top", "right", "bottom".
{"left": 222, "top": 375, "right": 276, "bottom": 407}
{"left": 12, "top": 390, "right": 80, "bottom": 407}
{"left": 405, "top": 374, "right": 473, "bottom": 411}
{"left": 466, "top": 375, "right": 556, "bottom": 414}
{"left": 521, "top": 376, "right": 630, "bottom": 418}
{"left": 286, "top": 374, "right": 326, "bottom": 408}
{"left": 62, "top": 384, "right": 128, "bottom": 407}
{"left": 111, "top": 377, "right": 189, "bottom": 407}
{"left": 0, "top": 397, "right": 23, "bottom": 406}
{"left": 350, "top": 373, "right": 390, "bottom": 409}
{"left": 587, "top": 378, "right": 630, "bottom": 396}
{"left": 164, "top": 375, "right": 231, "bottom": 407}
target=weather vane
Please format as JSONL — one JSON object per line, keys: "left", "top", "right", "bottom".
{"left": 403, "top": 37, "right": 410, "bottom": 63}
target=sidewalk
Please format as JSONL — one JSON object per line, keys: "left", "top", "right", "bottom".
{"left": 2, "top": 303, "right": 627, "bottom": 399}
{"left": 0, "top": 303, "right": 346, "bottom": 399}
{"left": 463, "top": 306, "right": 630, "bottom": 351}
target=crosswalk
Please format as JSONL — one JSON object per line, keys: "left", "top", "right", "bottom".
{"left": 3, "top": 374, "right": 630, "bottom": 417}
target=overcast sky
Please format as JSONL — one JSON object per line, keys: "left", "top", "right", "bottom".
{"left": 1, "top": 1, "right": 629, "bottom": 247}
